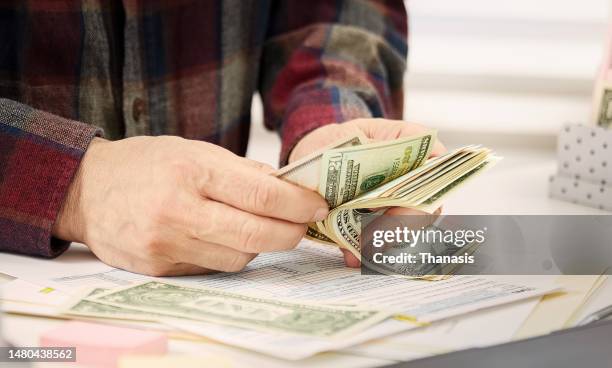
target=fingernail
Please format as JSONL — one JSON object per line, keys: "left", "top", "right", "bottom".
{"left": 313, "top": 208, "right": 329, "bottom": 222}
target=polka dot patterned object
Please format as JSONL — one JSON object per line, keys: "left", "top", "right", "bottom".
{"left": 550, "top": 124, "right": 612, "bottom": 212}
{"left": 557, "top": 124, "right": 612, "bottom": 184}
{"left": 550, "top": 174, "right": 612, "bottom": 211}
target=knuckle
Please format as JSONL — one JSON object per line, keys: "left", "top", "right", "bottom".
{"left": 143, "top": 262, "right": 175, "bottom": 277}
{"left": 149, "top": 203, "right": 171, "bottom": 227}
{"left": 147, "top": 190, "right": 181, "bottom": 226}
{"left": 294, "top": 199, "right": 320, "bottom": 223}
{"left": 193, "top": 200, "right": 219, "bottom": 240}
{"left": 238, "top": 218, "right": 264, "bottom": 252}
{"left": 287, "top": 224, "right": 307, "bottom": 247}
{"left": 223, "top": 253, "right": 252, "bottom": 272}
{"left": 165, "top": 158, "right": 192, "bottom": 179}
{"left": 140, "top": 234, "right": 174, "bottom": 263}
{"left": 155, "top": 150, "right": 194, "bottom": 181}
{"left": 141, "top": 238, "right": 163, "bottom": 259}
{"left": 248, "top": 179, "right": 279, "bottom": 212}
{"left": 195, "top": 165, "right": 215, "bottom": 194}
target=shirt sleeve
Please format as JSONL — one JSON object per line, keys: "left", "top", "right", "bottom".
{"left": 258, "top": 0, "right": 408, "bottom": 165}
{"left": 0, "top": 98, "right": 102, "bottom": 258}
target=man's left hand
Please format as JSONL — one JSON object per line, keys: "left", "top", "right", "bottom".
{"left": 290, "top": 118, "right": 446, "bottom": 268}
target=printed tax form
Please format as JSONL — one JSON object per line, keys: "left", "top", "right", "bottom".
{"left": 0, "top": 241, "right": 558, "bottom": 359}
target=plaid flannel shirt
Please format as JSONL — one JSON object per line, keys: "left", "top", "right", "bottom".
{"left": 0, "top": 0, "right": 407, "bottom": 258}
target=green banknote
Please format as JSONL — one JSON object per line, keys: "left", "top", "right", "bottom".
{"left": 87, "top": 281, "right": 390, "bottom": 338}
{"left": 318, "top": 132, "right": 434, "bottom": 208}
{"left": 596, "top": 88, "right": 612, "bottom": 128}
{"left": 275, "top": 133, "right": 368, "bottom": 190}
{"left": 274, "top": 131, "right": 499, "bottom": 265}
{"left": 61, "top": 288, "right": 165, "bottom": 321}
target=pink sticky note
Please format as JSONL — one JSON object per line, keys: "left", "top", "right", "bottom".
{"left": 40, "top": 321, "right": 167, "bottom": 368}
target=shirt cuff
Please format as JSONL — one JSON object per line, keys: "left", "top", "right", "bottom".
{"left": 0, "top": 99, "right": 102, "bottom": 258}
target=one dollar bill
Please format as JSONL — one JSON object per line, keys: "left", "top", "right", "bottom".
{"left": 84, "top": 281, "right": 391, "bottom": 338}
{"left": 60, "top": 288, "right": 167, "bottom": 322}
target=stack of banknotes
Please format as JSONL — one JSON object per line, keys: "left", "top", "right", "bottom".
{"left": 275, "top": 130, "right": 499, "bottom": 261}
{"left": 593, "top": 24, "right": 611, "bottom": 129}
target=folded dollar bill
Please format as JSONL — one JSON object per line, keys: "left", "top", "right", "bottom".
{"left": 275, "top": 131, "right": 500, "bottom": 262}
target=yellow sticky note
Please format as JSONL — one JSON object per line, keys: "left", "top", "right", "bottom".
{"left": 118, "top": 354, "right": 233, "bottom": 368}
{"left": 39, "top": 287, "right": 55, "bottom": 294}
{"left": 394, "top": 314, "right": 429, "bottom": 327}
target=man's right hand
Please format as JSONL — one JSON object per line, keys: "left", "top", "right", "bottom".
{"left": 52, "top": 136, "right": 329, "bottom": 276}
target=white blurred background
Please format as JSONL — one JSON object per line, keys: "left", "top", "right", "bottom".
{"left": 403, "top": 0, "right": 609, "bottom": 136}
{"left": 247, "top": 0, "right": 611, "bottom": 168}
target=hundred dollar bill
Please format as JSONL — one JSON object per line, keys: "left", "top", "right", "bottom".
{"left": 87, "top": 281, "right": 391, "bottom": 338}
{"left": 275, "top": 130, "right": 499, "bottom": 267}
{"left": 274, "top": 132, "right": 368, "bottom": 190}
{"left": 308, "top": 131, "right": 434, "bottom": 243}
{"left": 275, "top": 132, "right": 369, "bottom": 244}
{"left": 319, "top": 147, "right": 499, "bottom": 261}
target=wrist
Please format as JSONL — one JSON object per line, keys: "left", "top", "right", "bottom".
{"left": 52, "top": 137, "right": 107, "bottom": 243}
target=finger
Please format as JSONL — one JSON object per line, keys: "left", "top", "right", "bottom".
{"left": 200, "top": 165, "right": 329, "bottom": 223}
{"left": 394, "top": 121, "right": 446, "bottom": 157}
{"left": 156, "top": 263, "right": 213, "bottom": 276}
{"left": 384, "top": 206, "right": 442, "bottom": 216}
{"left": 341, "top": 248, "right": 361, "bottom": 268}
{"left": 289, "top": 123, "right": 363, "bottom": 162}
{"left": 111, "top": 256, "right": 212, "bottom": 277}
{"left": 385, "top": 207, "right": 431, "bottom": 216}
{"left": 173, "top": 237, "right": 258, "bottom": 272}
{"left": 351, "top": 119, "right": 447, "bottom": 157}
{"left": 382, "top": 207, "right": 441, "bottom": 233}
{"left": 187, "top": 140, "right": 278, "bottom": 173}
{"left": 186, "top": 199, "right": 309, "bottom": 253}
{"left": 351, "top": 118, "right": 425, "bottom": 140}
{"left": 430, "top": 140, "right": 447, "bottom": 157}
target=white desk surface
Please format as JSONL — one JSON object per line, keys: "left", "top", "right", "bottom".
{"left": 1, "top": 142, "right": 611, "bottom": 367}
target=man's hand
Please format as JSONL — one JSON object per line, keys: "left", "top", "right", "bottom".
{"left": 52, "top": 136, "right": 329, "bottom": 276}
{"left": 291, "top": 118, "right": 446, "bottom": 268}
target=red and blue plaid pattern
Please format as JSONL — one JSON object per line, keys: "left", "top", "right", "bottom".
{"left": 0, "top": 0, "right": 407, "bottom": 257}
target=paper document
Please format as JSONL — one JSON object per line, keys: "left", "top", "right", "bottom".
{"left": 573, "top": 277, "right": 612, "bottom": 322}
{"left": 2, "top": 242, "right": 556, "bottom": 321}
{"left": 340, "top": 298, "right": 539, "bottom": 361}
{"left": 165, "top": 283, "right": 551, "bottom": 361}
{"left": 0, "top": 241, "right": 557, "bottom": 359}
{"left": 515, "top": 275, "right": 606, "bottom": 338}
